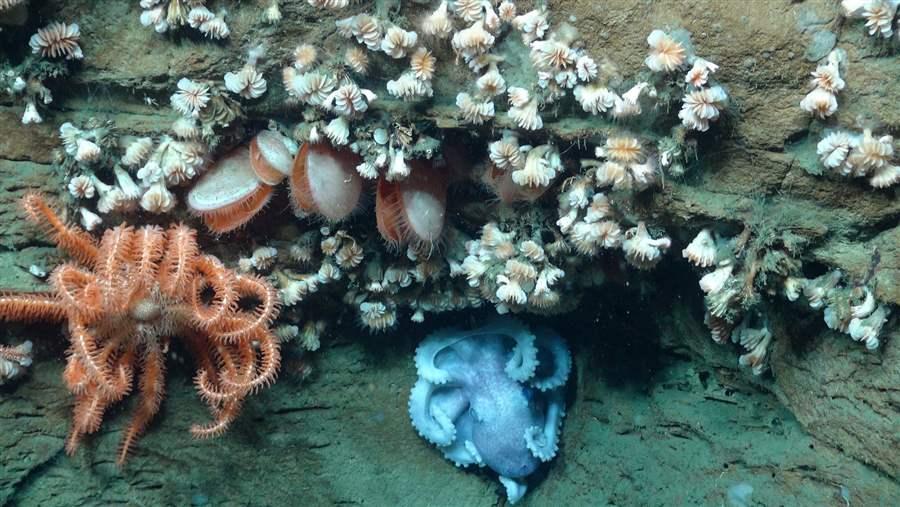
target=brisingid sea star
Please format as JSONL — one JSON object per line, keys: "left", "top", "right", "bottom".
{"left": 0, "top": 193, "right": 281, "bottom": 465}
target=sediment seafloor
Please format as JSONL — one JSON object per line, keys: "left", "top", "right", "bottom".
{"left": 1, "top": 0, "right": 899, "bottom": 505}
{"left": 2, "top": 305, "right": 897, "bottom": 507}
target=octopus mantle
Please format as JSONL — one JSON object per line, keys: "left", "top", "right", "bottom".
{"left": 408, "top": 317, "right": 571, "bottom": 504}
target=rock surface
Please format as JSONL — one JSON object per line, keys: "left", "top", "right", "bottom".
{"left": 1, "top": 0, "right": 898, "bottom": 504}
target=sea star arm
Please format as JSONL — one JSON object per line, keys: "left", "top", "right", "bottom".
{"left": 190, "top": 398, "right": 244, "bottom": 439}
{"left": 190, "top": 255, "right": 238, "bottom": 329}
{"left": 158, "top": 224, "right": 199, "bottom": 296}
{"left": 49, "top": 263, "right": 102, "bottom": 322}
{"left": 0, "top": 292, "right": 66, "bottom": 322}
{"left": 210, "top": 274, "right": 280, "bottom": 343}
{"left": 117, "top": 341, "right": 166, "bottom": 466}
{"left": 21, "top": 193, "right": 98, "bottom": 266}
{"left": 131, "top": 225, "right": 166, "bottom": 285}
{"left": 94, "top": 225, "right": 136, "bottom": 288}
{"left": 219, "top": 330, "right": 281, "bottom": 394}
{"left": 69, "top": 320, "right": 129, "bottom": 399}
{"left": 189, "top": 338, "right": 263, "bottom": 438}
{"left": 66, "top": 389, "right": 113, "bottom": 455}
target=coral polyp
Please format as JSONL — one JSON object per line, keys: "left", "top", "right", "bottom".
{"left": 188, "top": 146, "right": 275, "bottom": 233}
{"left": 290, "top": 142, "right": 364, "bottom": 222}
{"left": 375, "top": 161, "right": 447, "bottom": 250}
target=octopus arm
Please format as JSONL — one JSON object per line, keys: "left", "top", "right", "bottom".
{"left": 499, "top": 475, "right": 528, "bottom": 504}
{"left": 409, "top": 378, "right": 467, "bottom": 447}
{"left": 529, "top": 327, "right": 572, "bottom": 391}
{"left": 524, "top": 390, "right": 565, "bottom": 462}
{"left": 414, "top": 327, "right": 467, "bottom": 384}
{"left": 440, "top": 413, "right": 484, "bottom": 468}
{"left": 464, "top": 317, "right": 538, "bottom": 382}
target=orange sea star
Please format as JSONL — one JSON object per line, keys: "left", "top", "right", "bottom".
{"left": 0, "top": 194, "right": 281, "bottom": 465}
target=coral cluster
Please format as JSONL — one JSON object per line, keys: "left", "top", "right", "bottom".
{"left": 272, "top": 224, "right": 475, "bottom": 332}
{"left": 139, "top": 0, "right": 230, "bottom": 38}
{"left": 224, "top": 45, "right": 268, "bottom": 100}
{"left": 555, "top": 136, "right": 672, "bottom": 269}
{"left": 0, "top": 194, "right": 280, "bottom": 465}
{"left": 59, "top": 118, "right": 202, "bottom": 223}
{"left": 29, "top": 21, "right": 83, "bottom": 60}
{"left": 460, "top": 220, "right": 570, "bottom": 314}
{"left": 59, "top": 68, "right": 253, "bottom": 225}
{"left": 786, "top": 271, "right": 890, "bottom": 350}
{"left": 800, "top": 49, "right": 846, "bottom": 119}
{"left": 797, "top": 47, "right": 897, "bottom": 189}
{"left": 682, "top": 225, "right": 786, "bottom": 375}
{"left": 642, "top": 29, "right": 731, "bottom": 133}
{"left": 144, "top": 2, "right": 735, "bottom": 339}
{"left": 841, "top": 0, "right": 900, "bottom": 39}
{"left": 281, "top": 13, "right": 447, "bottom": 183}
{"left": 1, "top": 20, "right": 79, "bottom": 124}
{"left": 683, "top": 199, "right": 893, "bottom": 374}
{"left": 816, "top": 128, "right": 899, "bottom": 188}
{"left": 0, "top": 0, "right": 26, "bottom": 12}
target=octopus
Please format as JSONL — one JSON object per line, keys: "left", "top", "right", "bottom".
{"left": 409, "top": 317, "right": 571, "bottom": 504}
{"left": 0, "top": 193, "right": 280, "bottom": 465}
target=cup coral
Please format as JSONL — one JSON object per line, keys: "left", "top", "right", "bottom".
{"left": 290, "top": 142, "right": 364, "bottom": 222}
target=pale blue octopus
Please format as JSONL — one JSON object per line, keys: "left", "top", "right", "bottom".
{"left": 408, "top": 317, "right": 571, "bottom": 503}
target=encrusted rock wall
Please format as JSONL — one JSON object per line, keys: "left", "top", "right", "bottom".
{"left": 1, "top": 0, "right": 898, "bottom": 498}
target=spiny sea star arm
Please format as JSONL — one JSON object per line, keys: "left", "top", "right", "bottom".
{"left": 190, "top": 398, "right": 244, "bottom": 439}
{"left": 190, "top": 334, "right": 249, "bottom": 405}
{"left": 21, "top": 193, "right": 98, "bottom": 266}
{"left": 219, "top": 330, "right": 281, "bottom": 394}
{"left": 69, "top": 320, "right": 129, "bottom": 399}
{"left": 158, "top": 224, "right": 199, "bottom": 296}
{"left": 94, "top": 225, "right": 136, "bottom": 287}
{"left": 210, "top": 274, "right": 280, "bottom": 343}
{"left": 0, "top": 292, "right": 66, "bottom": 322}
{"left": 66, "top": 390, "right": 113, "bottom": 455}
{"left": 117, "top": 341, "right": 166, "bottom": 466}
{"left": 131, "top": 225, "right": 166, "bottom": 285}
{"left": 49, "top": 263, "right": 102, "bottom": 322}
{"left": 190, "top": 255, "right": 238, "bottom": 330}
